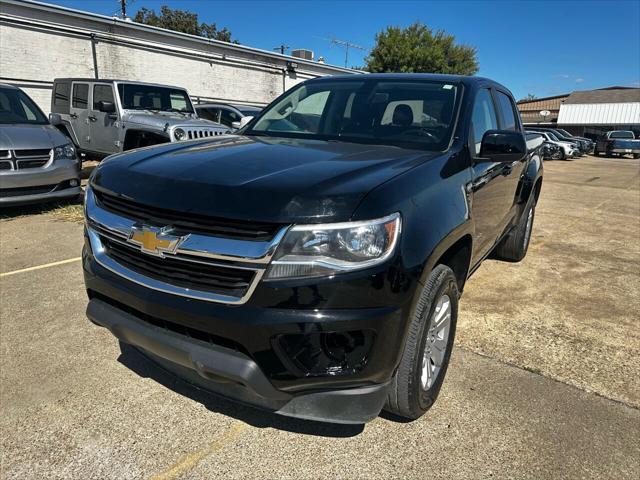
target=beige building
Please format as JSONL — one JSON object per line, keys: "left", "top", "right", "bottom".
{"left": 0, "top": 0, "right": 356, "bottom": 114}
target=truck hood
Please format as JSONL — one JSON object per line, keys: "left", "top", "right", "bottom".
{"left": 122, "top": 111, "right": 224, "bottom": 129}
{"left": 92, "top": 135, "right": 434, "bottom": 223}
{"left": 0, "top": 124, "right": 70, "bottom": 150}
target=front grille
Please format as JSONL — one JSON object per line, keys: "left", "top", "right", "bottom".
{"left": 186, "top": 129, "right": 227, "bottom": 140}
{"left": 100, "top": 235, "right": 256, "bottom": 298}
{"left": 0, "top": 150, "right": 9, "bottom": 159}
{"left": 0, "top": 161, "right": 11, "bottom": 171}
{"left": 0, "top": 184, "right": 56, "bottom": 198}
{"left": 94, "top": 189, "right": 282, "bottom": 241}
{"left": 14, "top": 149, "right": 51, "bottom": 158}
{"left": 17, "top": 159, "right": 49, "bottom": 169}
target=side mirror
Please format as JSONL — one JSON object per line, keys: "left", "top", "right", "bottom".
{"left": 96, "top": 101, "right": 116, "bottom": 114}
{"left": 231, "top": 121, "right": 241, "bottom": 130}
{"left": 479, "top": 130, "right": 527, "bottom": 162}
{"left": 239, "top": 116, "right": 254, "bottom": 129}
{"left": 49, "top": 113, "right": 62, "bottom": 125}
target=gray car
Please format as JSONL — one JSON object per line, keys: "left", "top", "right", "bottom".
{"left": 0, "top": 84, "right": 81, "bottom": 206}
{"left": 49, "top": 79, "right": 231, "bottom": 157}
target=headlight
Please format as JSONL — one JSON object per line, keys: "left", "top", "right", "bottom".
{"left": 266, "top": 213, "right": 401, "bottom": 280}
{"left": 174, "top": 128, "right": 186, "bottom": 141}
{"left": 53, "top": 143, "right": 76, "bottom": 161}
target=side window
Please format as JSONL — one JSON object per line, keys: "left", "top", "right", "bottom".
{"left": 471, "top": 89, "right": 498, "bottom": 155}
{"left": 93, "top": 84, "right": 114, "bottom": 109}
{"left": 495, "top": 91, "right": 517, "bottom": 131}
{"left": 72, "top": 83, "right": 89, "bottom": 109}
{"left": 220, "top": 108, "right": 242, "bottom": 127}
{"left": 53, "top": 83, "right": 70, "bottom": 112}
{"left": 19, "top": 99, "right": 37, "bottom": 120}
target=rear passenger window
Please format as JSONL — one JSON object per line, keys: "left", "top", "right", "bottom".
{"left": 496, "top": 91, "right": 517, "bottom": 131}
{"left": 72, "top": 83, "right": 88, "bottom": 109}
{"left": 53, "top": 83, "right": 70, "bottom": 111}
{"left": 93, "top": 84, "right": 114, "bottom": 109}
{"left": 471, "top": 89, "right": 498, "bottom": 155}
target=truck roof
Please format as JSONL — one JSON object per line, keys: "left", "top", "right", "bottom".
{"left": 306, "top": 73, "right": 509, "bottom": 91}
{"left": 52, "top": 78, "right": 188, "bottom": 90}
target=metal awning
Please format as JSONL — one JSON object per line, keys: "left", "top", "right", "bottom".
{"left": 558, "top": 103, "right": 640, "bottom": 125}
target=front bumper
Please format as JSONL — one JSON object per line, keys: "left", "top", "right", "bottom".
{"left": 87, "top": 297, "right": 390, "bottom": 424}
{"left": 83, "top": 238, "right": 416, "bottom": 423}
{"left": 0, "top": 158, "right": 81, "bottom": 206}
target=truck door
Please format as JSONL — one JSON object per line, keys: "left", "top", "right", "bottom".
{"left": 91, "top": 83, "right": 120, "bottom": 154}
{"left": 469, "top": 88, "right": 524, "bottom": 263}
{"left": 70, "top": 82, "right": 91, "bottom": 151}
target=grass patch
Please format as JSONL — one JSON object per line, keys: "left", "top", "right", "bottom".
{"left": 0, "top": 198, "right": 84, "bottom": 223}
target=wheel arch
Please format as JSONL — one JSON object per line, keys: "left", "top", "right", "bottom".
{"left": 123, "top": 129, "right": 170, "bottom": 150}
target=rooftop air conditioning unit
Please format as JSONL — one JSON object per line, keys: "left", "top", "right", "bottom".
{"left": 291, "top": 49, "right": 314, "bottom": 61}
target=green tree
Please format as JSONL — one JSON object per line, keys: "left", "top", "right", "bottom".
{"left": 365, "top": 22, "right": 478, "bottom": 75}
{"left": 519, "top": 93, "right": 537, "bottom": 102}
{"left": 134, "top": 6, "right": 237, "bottom": 43}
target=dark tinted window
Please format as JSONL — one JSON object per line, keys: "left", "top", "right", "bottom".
{"left": 93, "top": 84, "right": 114, "bottom": 109}
{"left": 53, "top": 82, "right": 70, "bottom": 113}
{"left": 471, "top": 89, "right": 498, "bottom": 155}
{"left": 72, "top": 83, "right": 89, "bottom": 109}
{"left": 220, "top": 108, "right": 242, "bottom": 127}
{"left": 0, "top": 87, "right": 49, "bottom": 125}
{"left": 496, "top": 91, "right": 517, "bottom": 131}
{"left": 197, "top": 107, "right": 220, "bottom": 123}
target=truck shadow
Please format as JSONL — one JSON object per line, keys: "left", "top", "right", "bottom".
{"left": 117, "top": 342, "right": 365, "bottom": 438}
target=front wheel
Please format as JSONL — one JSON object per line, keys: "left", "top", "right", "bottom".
{"left": 384, "top": 265, "right": 459, "bottom": 420}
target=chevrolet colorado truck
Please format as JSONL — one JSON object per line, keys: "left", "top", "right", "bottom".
{"left": 594, "top": 130, "right": 640, "bottom": 158}
{"left": 83, "top": 74, "right": 543, "bottom": 424}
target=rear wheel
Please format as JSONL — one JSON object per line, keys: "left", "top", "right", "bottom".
{"left": 492, "top": 195, "right": 536, "bottom": 262}
{"left": 633, "top": 153, "right": 640, "bottom": 159}
{"left": 385, "top": 265, "right": 459, "bottom": 420}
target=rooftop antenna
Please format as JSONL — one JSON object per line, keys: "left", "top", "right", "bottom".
{"left": 118, "top": 0, "right": 133, "bottom": 20}
{"left": 321, "top": 37, "right": 367, "bottom": 67}
{"left": 273, "top": 44, "right": 290, "bottom": 55}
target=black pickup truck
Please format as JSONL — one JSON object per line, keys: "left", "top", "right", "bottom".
{"left": 83, "top": 74, "right": 543, "bottom": 424}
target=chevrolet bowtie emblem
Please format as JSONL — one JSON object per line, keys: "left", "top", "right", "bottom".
{"left": 128, "top": 224, "right": 183, "bottom": 257}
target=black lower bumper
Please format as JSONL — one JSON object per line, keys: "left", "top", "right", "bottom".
{"left": 87, "top": 298, "right": 390, "bottom": 424}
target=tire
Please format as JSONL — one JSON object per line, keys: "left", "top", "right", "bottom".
{"left": 385, "top": 264, "right": 459, "bottom": 420}
{"left": 492, "top": 195, "right": 536, "bottom": 262}
{"left": 633, "top": 154, "right": 640, "bottom": 159}
{"left": 593, "top": 147, "right": 599, "bottom": 156}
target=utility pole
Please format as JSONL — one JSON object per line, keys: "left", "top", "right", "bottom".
{"left": 318, "top": 37, "right": 367, "bottom": 68}
{"left": 120, "top": 0, "right": 127, "bottom": 19}
{"left": 273, "top": 44, "right": 289, "bottom": 55}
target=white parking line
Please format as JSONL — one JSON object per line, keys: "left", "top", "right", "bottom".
{"left": 0, "top": 257, "right": 82, "bottom": 278}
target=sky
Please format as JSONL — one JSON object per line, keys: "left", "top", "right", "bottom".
{"left": 45, "top": 0, "right": 640, "bottom": 100}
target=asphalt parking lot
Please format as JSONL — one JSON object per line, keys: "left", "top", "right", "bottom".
{"left": 1, "top": 155, "right": 639, "bottom": 479}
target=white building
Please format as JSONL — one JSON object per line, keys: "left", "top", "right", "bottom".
{"left": 0, "top": 0, "right": 356, "bottom": 114}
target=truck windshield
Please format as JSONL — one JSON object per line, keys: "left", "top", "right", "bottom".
{"left": 0, "top": 87, "right": 49, "bottom": 125}
{"left": 609, "top": 131, "right": 635, "bottom": 139}
{"left": 247, "top": 79, "right": 459, "bottom": 151}
{"left": 117, "top": 84, "right": 194, "bottom": 113}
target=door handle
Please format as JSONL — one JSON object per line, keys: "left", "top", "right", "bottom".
{"left": 88, "top": 115, "right": 97, "bottom": 122}
{"left": 70, "top": 113, "right": 78, "bottom": 119}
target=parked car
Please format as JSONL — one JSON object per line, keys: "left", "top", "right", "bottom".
{"left": 528, "top": 127, "right": 588, "bottom": 155}
{"left": 553, "top": 128, "right": 594, "bottom": 153}
{"left": 195, "top": 103, "right": 262, "bottom": 130}
{"left": 526, "top": 129, "right": 578, "bottom": 159}
{"left": 526, "top": 132, "right": 560, "bottom": 160}
{"left": 0, "top": 83, "right": 81, "bottom": 206}
{"left": 594, "top": 130, "right": 640, "bottom": 158}
{"left": 83, "top": 74, "right": 543, "bottom": 424}
{"left": 49, "top": 79, "right": 231, "bottom": 158}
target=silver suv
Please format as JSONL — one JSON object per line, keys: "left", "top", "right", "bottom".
{"left": 0, "top": 84, "right": 81, "bottom": 206}
{"left": 49, "top": 79, "right": 230, "bottom": 157}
